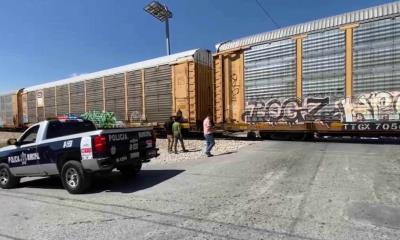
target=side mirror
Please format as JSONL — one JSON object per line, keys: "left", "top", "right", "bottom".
{"left": 7, "top": 138, "right": 18, "bottom": 146}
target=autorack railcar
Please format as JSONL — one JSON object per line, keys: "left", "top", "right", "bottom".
{"left": 1, "top": 1, "right": 400, "bottom": 139}
{"left": 1, "top": 49, "right": 213, "bottom": 130}
{"left": 213, "top": 1, "right": 400, "bottom": 139}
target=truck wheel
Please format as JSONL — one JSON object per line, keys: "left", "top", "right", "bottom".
{"left": 61, "top": 161, "right": 92, "bottom": 194}
{"left": 119, "top": 162, "right": 142, "bottom": 178}
{"left": 0, "top": 163, "right": 20, "bottom": 189}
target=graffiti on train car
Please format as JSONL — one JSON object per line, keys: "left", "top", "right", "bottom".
{"left": 242, "top": 91, "right": 400, "bottom": 124}
{"left": 231, "top": 73, "right": 240, "bottom": 100}
{"left": 242, "top": 96, "right": 333, "bottom": 123}
{"left": 340, "top": 91, "right": 400, "bottom": 122}
{"left": 130, "top": 111, "right": 146, "bottom": 122}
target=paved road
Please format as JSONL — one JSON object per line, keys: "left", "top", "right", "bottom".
{"left": 1, "top": 140, "right": 400, "bottom": 240}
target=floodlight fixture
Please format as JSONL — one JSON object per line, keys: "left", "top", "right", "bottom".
{"left": 144, "top": 1, "right": 173, "bottom": 55}
{"left": 144, "top": 1, "right": 172, "bottom": 22}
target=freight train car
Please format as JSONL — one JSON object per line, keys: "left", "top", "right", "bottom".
{"left": 214, "top": 1, "right": 400, "bottom": 139}
{"left": 15, "top": 49, "right": 212, "bottom": 130}
{"left": 0, "top": 91, "right": 22, "bottom": 129}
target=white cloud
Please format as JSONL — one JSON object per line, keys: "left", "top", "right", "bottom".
{"left": 69, "top": 72, "right": 87, "bottom": 77}
{"left": 70, "top": 73, "right": 80, "bottom": 77}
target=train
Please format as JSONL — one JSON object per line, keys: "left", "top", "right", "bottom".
{"left": 1, "top": 1, "right": 400, "bottom": 139}
{"left": 0, "top": 49, "right": 213, "bottom": 131}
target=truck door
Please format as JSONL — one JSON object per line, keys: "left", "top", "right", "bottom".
{"left": 36, "top": 121, "right": 65, "bottom": 175}
{"left": 9, "top": 125, "right": 42, "bottom": 176}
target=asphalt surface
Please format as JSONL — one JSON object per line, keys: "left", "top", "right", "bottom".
{"left": 1, "top": 140, "right": 400, "bottom": 240}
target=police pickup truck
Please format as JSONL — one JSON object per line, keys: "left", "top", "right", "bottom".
{"left": 0, "top": 117, "right": 158, "bottom": 194}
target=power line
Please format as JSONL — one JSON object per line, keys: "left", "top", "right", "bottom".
{"left": 255, "top": 0, "right": 281, "bottom": 29}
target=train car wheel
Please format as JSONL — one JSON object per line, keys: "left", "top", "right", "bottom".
{"left": 290, "top": 133, "right": 307, "bottom": 141}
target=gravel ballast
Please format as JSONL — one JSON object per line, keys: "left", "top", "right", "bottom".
{"left": 150, "top": 138, "right": 254, "bottom": 165}
{"left": 0, "top": 131, "right": 254, "bottom": 164}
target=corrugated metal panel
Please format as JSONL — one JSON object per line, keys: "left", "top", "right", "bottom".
{"left": 217, "top": 1, "right": 400, "bottom": 52}
{"left": 243, "top": 39, "right": 296, "bottom": 123}
{"left": 0, "top": 96, "right": 3, "bottom": 126}
{"left": 353, "top": 17, "right": 400, "bottom": 94}
{"left": 24, "top": 49, "right": 200, "bottom": 93}
{"left": 44, "top": 87, "right": 56, "bottom": 119}
{"left": 105, "top": 73, "right": 125, "bottom": 120}
{"left": 0, "top": 94, "right": 14, "bottom": 126}
{"left": 220, "top": 52, "right": 244, "bottom": 123}
{"left": 144, "top": 65, "right": 172, "bottom": 123}
{"left": 188, "top": 62, "right": 196, "bottom": 123}
{"left": 27, "top": 92, "right": 36, "bottom": 123}
{"left": 21, "top": 94, "right": 28, "bottom": 124}
{"left": 302, "top": 29, "right": 345, "bottom": 120}
{"left": 127, "top": 70, "right": 143, "bottom": 121}
{"left": 195, "top": 60, "right": 213, "bottom": 123}
{"left": 244, "top": 39, "right": 296, "bottom": 100}
{"left": 5, "top": 95, "right": 12, "bottom": 125}
{"left": 0, "top": 96, "right": 5, "bottom": 126}
{"left": 194, "top": 49, "right": 213, "bottom": 66}
{"left": 70, "top": 82, "right": 85, "bottom": 115}
{"left": 37, "top": 107, "right": 45, "bottom": 122}
{"left": 86, "top": 78, "right": 104, "bottom": 112}
{"left": 213, "top": 56, "right": 224, "bottom": 124}
{"left": 172, "top": 62, "right": 192, "bottom": 123}
{"left": 56, "top": 85, "right": 69, "bottom": 115}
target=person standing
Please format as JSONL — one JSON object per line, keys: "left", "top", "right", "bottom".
{"left": 164, "top": 116, "right": 174, "bottom": 153}
{"left": 172, "top": 118, "right": 188, "bottom": 154}
{"left": 203, "top": 114, "right": 215, "bottom": 157}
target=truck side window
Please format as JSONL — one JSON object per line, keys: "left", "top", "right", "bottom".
{"left": 19, "top": 125, "right": 40, "bottom": 145}
{"left": 46, "top": 121, "right": 96, "bottom": 139}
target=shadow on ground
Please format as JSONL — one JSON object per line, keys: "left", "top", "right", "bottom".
{"left": 19, "top": 169, "right": 184, "bottom": 194}
{"left": 216, "top": 151, "right": 236, "bottom": 156}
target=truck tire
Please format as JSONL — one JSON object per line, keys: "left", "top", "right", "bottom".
{"left": 0, "top": 163, "right": 20, "bottom": 189}
{"left": 119, "top": 162, "right": 142, "bottom": 178}
{"left": 61, "top": 161, "right": 92, "bottom": 194}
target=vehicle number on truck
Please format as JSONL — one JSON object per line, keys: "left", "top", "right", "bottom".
{"left": 63, "top": 140, "right": 73, "bottom": 148}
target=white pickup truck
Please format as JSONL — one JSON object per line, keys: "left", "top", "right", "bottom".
{"left": 0, "top": 117, "right": 158, "bottom": 194}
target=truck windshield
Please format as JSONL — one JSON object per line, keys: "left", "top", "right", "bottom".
{"left": 46, "top": 121, "right": 97, "bottom": 139}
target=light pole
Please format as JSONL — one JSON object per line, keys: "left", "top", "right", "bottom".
{"left": 144, "top": 1, "right": 173, "bottom": 55}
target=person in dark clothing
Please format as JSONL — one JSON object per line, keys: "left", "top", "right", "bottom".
{"left": 175, "top": 109, "right": 183, "bottom": 123}
{"left": 164, "top": 116, "right": 174, "bottom": 153}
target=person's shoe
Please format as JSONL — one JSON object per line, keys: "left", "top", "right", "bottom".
{"left": 174, "top": 151, "right": 178, "bottom": 154}
{"left": 183, "top": 149, "right": 189, "bottom": 153}
{"left": 206, "top": 152, "right": 213, "bottom": 157}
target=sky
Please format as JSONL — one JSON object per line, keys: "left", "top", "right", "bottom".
{"left": 0, "top": 0, "right": 395, "bottom": 93}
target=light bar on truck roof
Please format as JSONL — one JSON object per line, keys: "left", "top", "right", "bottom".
{"left": 57, "top": 114, "right": 84, "bottom": 122}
